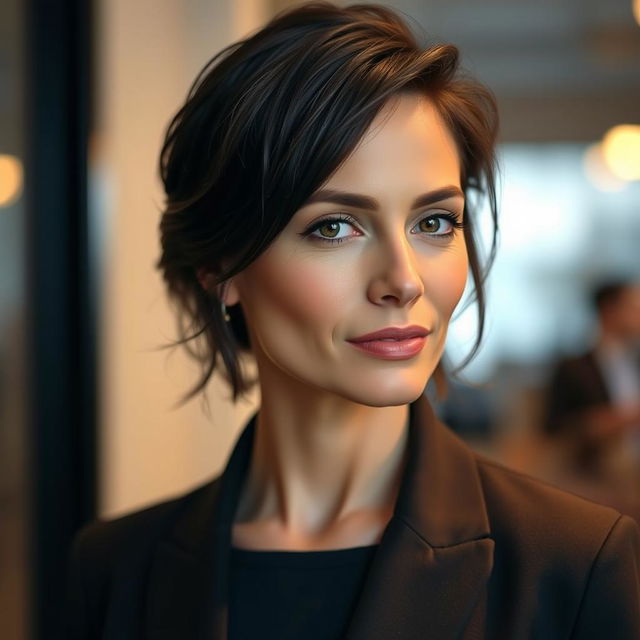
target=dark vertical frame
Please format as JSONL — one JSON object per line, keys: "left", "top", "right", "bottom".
{"left": 24, "top": 0, "right": 96, "bottom": 637}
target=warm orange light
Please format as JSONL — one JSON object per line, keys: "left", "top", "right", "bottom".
{"left": 0, "top": 154, "right": 23, "bottom": 207}
{"left": 601, "top": 124, "right": 640, "bottom": 181}
{"left": 634, "top": 0, "right": 640, "bottom": 26}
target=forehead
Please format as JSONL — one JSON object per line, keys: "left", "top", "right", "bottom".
{"left": 323, "top": 93, "right": 461, "bottom": 194}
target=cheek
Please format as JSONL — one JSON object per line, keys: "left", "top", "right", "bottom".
{"left": 238, "top": 250, "right": 351, "bottom": 332}
{"left": 423, "top": 243, "right": 468, "bottom": 321}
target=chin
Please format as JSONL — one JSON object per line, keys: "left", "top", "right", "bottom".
{"left": 337, "top": 375, "right": 430, "bottom": 408}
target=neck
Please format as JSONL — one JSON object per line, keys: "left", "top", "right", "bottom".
{"left": 234, "top": 377, "right": 410, "bottom": 549}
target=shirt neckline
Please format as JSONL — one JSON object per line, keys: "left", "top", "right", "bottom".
{"left": 230, "top": 543, "right": 380, "bottom": 568}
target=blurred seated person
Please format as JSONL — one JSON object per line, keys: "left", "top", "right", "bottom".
{"left": 542, "top": 280, "right": 640, "bottom": 480}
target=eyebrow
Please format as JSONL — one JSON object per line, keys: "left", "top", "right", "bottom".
{"left": 302, "top": 185, "right": 464, "bottom": 211}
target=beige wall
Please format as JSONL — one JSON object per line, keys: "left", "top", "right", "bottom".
{"left": 96, "top": 0, "right": 269, "bottom": 517}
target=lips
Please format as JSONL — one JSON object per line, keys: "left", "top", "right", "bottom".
{"left": 346, "top": 326, "right": 429, "bottom": 360}
{"left": 347, "top": 325, "right": 430, "bottom": 343}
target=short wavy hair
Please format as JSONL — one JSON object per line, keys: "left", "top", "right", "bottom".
{"left": 156, "top": 1, "right": 499, "bottom": 405}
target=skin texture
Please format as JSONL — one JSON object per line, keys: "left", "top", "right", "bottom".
{"left": 222, "top": 93, "right": 469, "bottom": 550}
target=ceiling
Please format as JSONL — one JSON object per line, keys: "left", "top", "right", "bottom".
{"left": 2, "top": 0, "right": 639, "bottom": 147}
{"left": 396, "top": 0, "right": 640, "bottom": 141}
{"left": 276, "top": 0, "right": 640, "bottom": 142}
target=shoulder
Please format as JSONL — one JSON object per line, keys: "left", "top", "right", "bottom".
{"left": 66, "top": 476, "right": 221, "bottom": 610}
{"left": 65, "top": 477, "right": 221, "bottom": 638}
{"left": 475, "top": 453, "right": 631, "bottom": 555}
{"left": 476, "top": 453, "right": 618, "bottom": 526}
{"left": 75, "top": 477, "right": 219, "bottom": 550}
{"left": 475, "top": 453, "right": 640, "bottom": 634}
{"left": 474, "top": 453, "right": 640, "bottom": 634}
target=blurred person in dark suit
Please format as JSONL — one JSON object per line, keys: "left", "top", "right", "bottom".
{"left": 543, "top": 280, "right": 640, "bottom": 484}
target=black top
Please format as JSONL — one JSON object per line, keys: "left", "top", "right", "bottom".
{"left": 228, "top": 544, "right": 379, "bottom": 640}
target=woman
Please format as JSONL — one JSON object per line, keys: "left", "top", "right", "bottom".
{"left": 66, "top": 3, "right": 640, "bottom": 638}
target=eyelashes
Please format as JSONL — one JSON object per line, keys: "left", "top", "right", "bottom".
{"left": 299, "top": 212, "right": 465, "bottom": 245}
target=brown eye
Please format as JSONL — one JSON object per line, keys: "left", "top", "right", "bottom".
{"left": 418, "top": 217, "right": 442, "bottom": 233}
{"left": 301, "top": 214, "right": 359, "bottom": 245}
{"left": 413, "top": 214, "right": 461, "bottom": 238}
{"left": 318, "top": 221, "right": 340, "bottom": 238}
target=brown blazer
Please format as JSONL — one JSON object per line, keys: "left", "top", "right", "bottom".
{"left": 66, "top": 394, "right": 640, "bottom": 639}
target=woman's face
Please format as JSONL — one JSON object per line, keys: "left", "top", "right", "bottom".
{"left": 226, "top": 92, "right": 468, "bottom": 406}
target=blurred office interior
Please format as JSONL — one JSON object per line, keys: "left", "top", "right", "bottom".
{"left": 1, "top": 0, "right": 639, "bottom": 637}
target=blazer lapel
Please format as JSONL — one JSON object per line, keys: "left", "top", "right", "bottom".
{"left": 145, "top": 415, "right": 257, "bottom": 640}
{"left": 144, "top": 393, "right": 494, "bottom": 640}
{"left": 345, "top": 395, "right": 494, "bottom": 639}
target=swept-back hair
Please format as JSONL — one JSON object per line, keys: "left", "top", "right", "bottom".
{"left": 156, "top": 1, "right": 499, "bottom": 405}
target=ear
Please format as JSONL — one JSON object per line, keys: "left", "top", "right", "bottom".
{"left": 196, "top": 268, "right": 241, "bottom": 306}
{"left": 221, "top": 277, "right": 241, "bottom": 306}
{"left": 196, "top": 267, "right": 216, "bottom": 292}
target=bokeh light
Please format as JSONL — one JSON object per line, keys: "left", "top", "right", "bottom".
{"left": 0, "top": 154, "right": 23, "bottom": 207}
{"left": 601, "top": 124, "right": 640, "bottom": 181}
{"left": 583, "top": 143, "right": 628, "bottom": 192}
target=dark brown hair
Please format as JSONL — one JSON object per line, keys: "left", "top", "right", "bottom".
{"left": 156, "top": 1, "right": 499, "bottom": 406}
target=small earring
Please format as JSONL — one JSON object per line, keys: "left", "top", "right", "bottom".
{"left": 221, "top": 301, "right": 231, "bottom": 322}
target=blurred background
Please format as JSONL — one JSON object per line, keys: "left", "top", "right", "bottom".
{"left": 1, "top": 0, "right": 639, "bottom": 637}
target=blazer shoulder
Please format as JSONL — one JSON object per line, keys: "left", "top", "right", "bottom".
{"left": 475, "top": 453, "right": 627, "bottom": 565}
{"left": 69, "top": 475, "right": 222, "bottom": 576}
{"left": 474, "top": 455, "right": 640, "bottom": 637}
{"left": 65, "top": 476, "right": 222, "bottom": 638}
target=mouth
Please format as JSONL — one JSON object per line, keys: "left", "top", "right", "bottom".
{"left": 347, "top": 325, "right": 430, "bottom": 343}
{"left": 346, "top": 326, "right": 430, "bottom": 360}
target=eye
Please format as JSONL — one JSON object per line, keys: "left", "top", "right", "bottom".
{"left": 300, "top": 211, "right": 465, "bottom": 245}
{"left": 411, "top": 213, "right": 464, "bottom": 239}
{"left": 301, "top": 214, "right": 360, "bottom": 244}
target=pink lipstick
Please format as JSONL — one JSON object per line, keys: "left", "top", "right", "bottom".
{"left": 347, "top": 325, "right": 430, "bottom": 360}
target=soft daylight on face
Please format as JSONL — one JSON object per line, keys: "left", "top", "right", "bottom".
{"left": 227, "top": 92, "right": 469, "bottom": 407}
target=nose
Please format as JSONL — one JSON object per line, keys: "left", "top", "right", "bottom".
{"left": 367, "top": 234, "right": 424, "bottom": 308}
